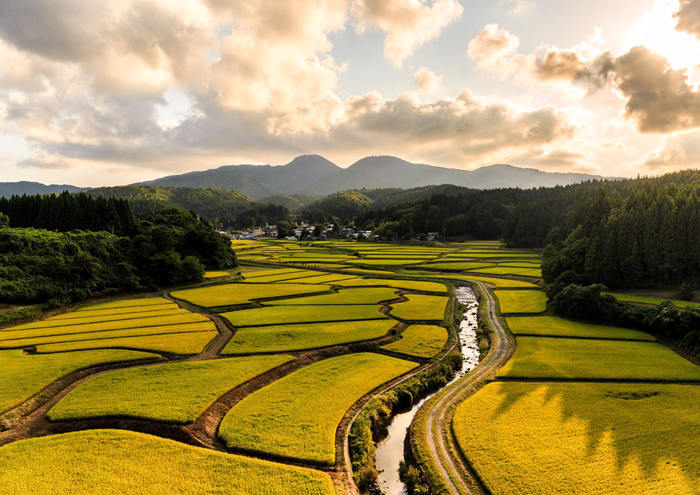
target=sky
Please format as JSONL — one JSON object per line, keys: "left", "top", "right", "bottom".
{"left": 1, "top": 0, "right": 700, "bottom": 186}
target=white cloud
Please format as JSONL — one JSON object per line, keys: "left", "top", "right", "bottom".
{"left": 413, "top": 67, "right": 443, "bottom": 92}
{"left": 351, "top": 0, "right": 463, "bottom": 67}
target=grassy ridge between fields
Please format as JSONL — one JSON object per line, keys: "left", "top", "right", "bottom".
{"left": 48, "top": 355, "right": 295, "bottom": 424}
{"left": 0, "top": 430, "right": 335, "bottom": 495}
{"left": 219, "top": 353, "right": 418, "bottom": 466}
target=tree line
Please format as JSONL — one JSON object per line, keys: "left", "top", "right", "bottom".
{"left": 0, "top": 200, "right": 237, "bottom": 306}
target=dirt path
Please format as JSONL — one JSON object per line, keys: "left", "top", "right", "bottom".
{"left": 421, "top": 281, "right": 514, "bottom": 495}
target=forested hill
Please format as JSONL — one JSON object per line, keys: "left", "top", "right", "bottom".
{"left": 88, "top": 185, "right": 290, "bottom": 230}
{"left": 353, "top": 169, "right": 700, "bottom": 288}
{"left": 0, "top": 195, "right": 236, "bottom": 307}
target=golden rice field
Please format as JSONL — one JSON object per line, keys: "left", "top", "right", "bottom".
{"left": 0, "top": 430, "right": 336, "bottom": 494}
{"left": 381, "top": 324, "right": 448, "bottom": 358}
{"left": 221, "top": 304, "right": 387, "bottom": 327}
{"left": 170, "top": 283, "right": 332, "bottom": 308}
{"left": 494, "top": 290, "right": 548, "bottom": 314}
{"left": 498, "top": 336, "right": 700, "bottom": 381}
{"left": 48, "top": 355, "right": 294, "bottom": 424}
{"left": 36, "top": 330, "right": 217, "bottom": 354}
{"left": 218, "top": 353, "right": 417, "bottom": 465}
{"left": 389, "top": 294, "right": 449, "bottom": 321}
{"left": 223, "top": 320, "right": 397, "bottom": 354}
{"left": 506, "top": 316, "right": 655, "bottom": 341}
{"left": 0, "top": 349, "right": 159, "bottom": 415}
{"left": 262, "top": 287, "right": 400, "bottom": 306}
{"left": 453, "top": 381, "right": 700, "bottom": 495}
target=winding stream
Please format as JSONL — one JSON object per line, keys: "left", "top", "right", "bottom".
{"left": 373, "top": 285, "right": 480, "bottom": 495}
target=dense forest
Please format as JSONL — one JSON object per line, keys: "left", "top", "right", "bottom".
{"left": 0, "top": 201, "right": 236, "bottom": 306}
{"left": 0, "top": 192, "right": 135, "bottom": 236}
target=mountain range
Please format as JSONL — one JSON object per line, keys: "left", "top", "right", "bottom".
{"left": 139, "top": 155, "right": 614, "bottom": 199}
{"left": 1, "top": 155, "right": 616, "bottom": 200}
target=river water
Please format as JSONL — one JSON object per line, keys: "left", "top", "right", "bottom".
{"left": 373, "top": 285, "right": 480, "bottom": 495}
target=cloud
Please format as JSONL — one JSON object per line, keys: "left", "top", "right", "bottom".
{"left": 645, "top": 131, "right": 700, "bottom": 168}
{"left": 612, "top": 46, "right": 700, "bottom": 133}
{"left": 413, "top": 67, "right": 443, "bottom": 92}
{"left": 674, "top": 0, "right": 700, "bottom": 39}
{"left": 351, "top": 0, "right": 463, "bottom": 67}
{"left": 501, "top": 0, "right": 535, "bottom": 16}
{"left": 468, "top": 24, "right": 614, "bottom": 92}
{"left": 337, "top": 89, "right": 578, "bottom": 161}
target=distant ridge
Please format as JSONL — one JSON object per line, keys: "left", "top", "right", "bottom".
{"left": 0, "top": 181, "right": 87, "bottom": 198}
{"left": 138, "top": 154, "right": 615, "bottom": 198}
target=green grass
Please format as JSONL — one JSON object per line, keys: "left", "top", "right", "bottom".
{"left": 262, "top": 288, "right": 400, "bottom": 306}
{"left": 390, "top": 294, "right": 449, "bottom": 321}
{"left": 382, "top": 325, "right": 448, "bottom": 358}
{"left": 48, "top": 356, "right": 294, "bottom": 423}
{"left": 607, "top": 292, "right": 700, "bottom": 308}
{"left": 218, "top": 353, "right": 418, "bottom": 465}
{"left": 37, "top": 330, "right": 218, "bottom": 354}
{"left": 0, "top": 430, "right": 335, "bottom": 494}
{"left": 495, "top": 290, "right": 548, "bottom": 314}
{"left": 506, "top": 316, "right": 655, "bottom": 341}
{"left": 170, "top": 283, "right": 331, "bottom": 308}
{"left": 333, "top": 278, "right": 448, "bottom": 293}
{"left": 453, "top": 381, "right": 700, "bottom": 495}
{"left": 498, "top": 336, "right": 700, "bottom": 381}
{"left": 203, "top": 271, "right": 230, "bottom": 279}
{"left": 222, "top": 320, "right": 397, "bottom": 354}
{"left": 221, "top": 305, "right": 387, "bottom": 327}
{"left": 0, "top": 349, "right": 159, "bottom": 414}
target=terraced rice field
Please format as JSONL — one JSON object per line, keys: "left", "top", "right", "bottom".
{"left": 221, "top": 304, "right": 387, "bottom": 327}
{"left": 36, "top": 330, "right": 218, "bottom": 354}
{"left": 498, "top": 336, "right": 700, "bottom": 381}
{"left": 390, "top": 294, "right": 449, "bottom": 321}
{"left": 506, "top": 316, "right": 655, "bottom": 341}
{"left": 262, "top": 287, "right": 400, "bottom": 306}
{"left": 48, "top": 356, "right": 294, "bottom": 423}
{"left": 223, "top": 320, "right": 398, "bottom": 354}
{"left": 171, "top": 283, "right": 332, "bottom": 307}
{"left": 453, "top": 381, "right": 700, "bottom": 494}
{"left": 0, "top": 430, "right": 334, "bottom": 494}
{"left": 0, "top": 349, "right": 159, "bottom": 414}
{"left": 495, "top": 290, "right": 548, "bottom": 313}
{"left": 218, "top": 353, "right": 417, "bottom": 465}
{"left": 333, "top": 278, "right": 448, "bottom": 293}
{"left": 382, "top": 325, "right": 448, "bottom": 358}
{"left": 468, "top": 266, "right": 542, "bottom": 277}
{"left": 417, "top": 274, "right": 540, "bottom": 288}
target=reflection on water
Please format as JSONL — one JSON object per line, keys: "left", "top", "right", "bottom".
{"left": 373, "top": 285, "right": 480, "bottom": 495}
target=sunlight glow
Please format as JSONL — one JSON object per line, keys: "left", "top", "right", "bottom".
{"left": 631, "top": 0, "right": 700, "bottom": 72}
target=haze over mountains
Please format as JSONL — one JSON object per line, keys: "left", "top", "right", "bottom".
{"left": 0, "top": 155, "right": 615, "bottom": 199}
{"left": 139, "top": 155, "right": 614, "bottom": 199}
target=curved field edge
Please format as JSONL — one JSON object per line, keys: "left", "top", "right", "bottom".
{"left": 0, "top": 349, "right": 160, "bottom": 416}
{"left": 218, "top": 352, "right": 418, "bottom": 466}
{"left": 46, "top": 355, "right": 296, "bottom": 424}
{"left": 0, "top": 429, "right": 335, "bottom": 495}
